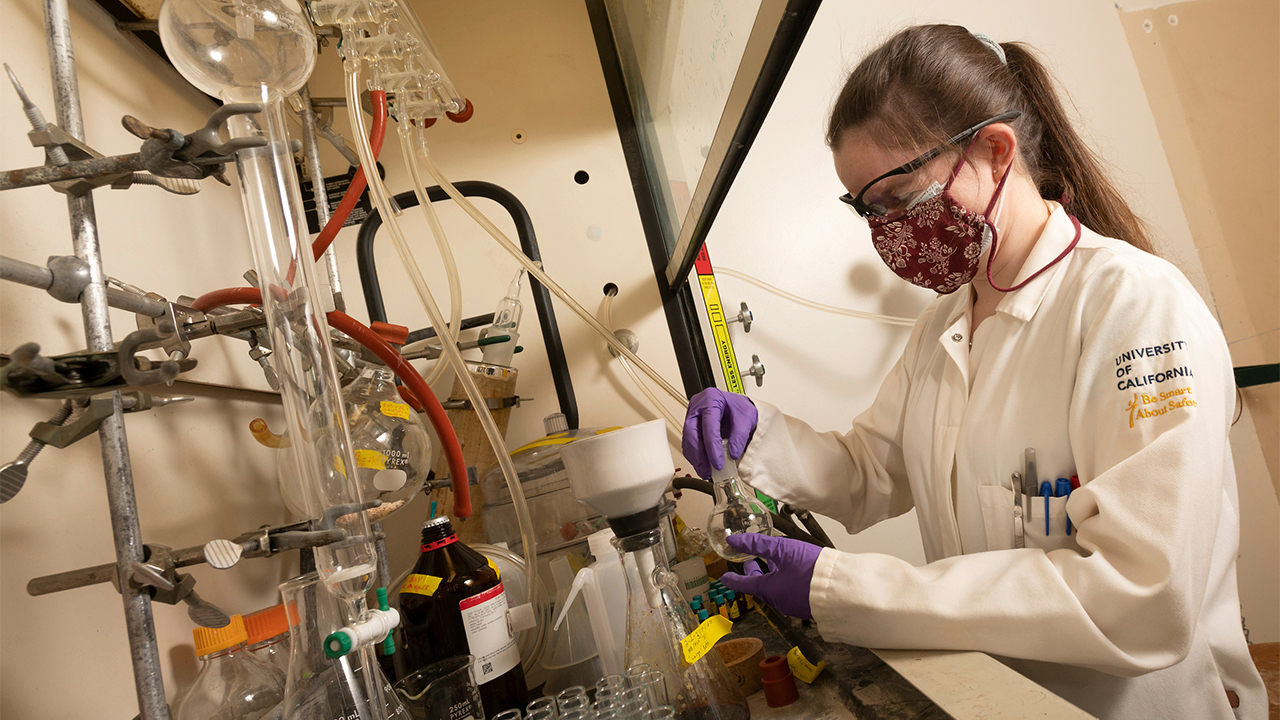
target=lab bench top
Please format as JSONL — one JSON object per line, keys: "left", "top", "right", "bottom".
{"left": 728, "top": 604, "right": 1094, "bottom": 720}
{"left": 729, "top": 605, "right": 946, "bottom": 720}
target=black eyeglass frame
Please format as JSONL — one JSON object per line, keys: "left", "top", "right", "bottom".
{"left": 839, "top": 111, "right": 1023, "bottom": 218}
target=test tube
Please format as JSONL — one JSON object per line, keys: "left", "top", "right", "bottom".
{"left": 491, "top": 712, "right": 523, "bottom": 720}
{"left": 624, "top": 664, "right": 651, "bottom": 688}
{"left": 597, "top": 675, "right": 624, "bottom": 694}
{"left": 616, "top": 700, "right": 648, "bottom": 720}
{"left": 651, "top": 707, "right": 676, "bottom": 719}
{"left": 559, "top": 696, "right": 590, "bottom": 713}
{"left": 635, "top": 670, "right": 667, "bottom": 710}
{"left": 526, "top": 697, "right": 558, "bottom": 719}
{"left": 619, "top": 687, "right": 646, "bottom": 707}
{"left": 557, "top": 686, "right": 587, "bottom": 709}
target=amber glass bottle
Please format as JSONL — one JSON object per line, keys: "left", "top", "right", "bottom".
{"left": 400, "top": 516, "right": 528, "bottom": 716}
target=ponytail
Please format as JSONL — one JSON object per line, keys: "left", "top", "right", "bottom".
{"left": 827, "top": 25, "right": 1154, "bottom": 254}
{"left": 1001, "top": 42, "right": 1154, "bottom": 253}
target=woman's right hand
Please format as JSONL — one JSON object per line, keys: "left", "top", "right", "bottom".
{"left": 681, "top": 388, "right": 758, "bottom": 479}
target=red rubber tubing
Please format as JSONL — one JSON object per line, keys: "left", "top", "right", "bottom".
{"left": 328, "top": 309, "right": 471, "bottom": 518}
{"left": 189, "top": 288, "right": 472, "bottom": 518}
{"left": 310, "top": 90, "right": 387, "bottom": 263}
{"left": 190, "top": 286, "right": 265, "bottom": 312}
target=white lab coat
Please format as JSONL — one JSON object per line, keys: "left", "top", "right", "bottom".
{"left": 737, "top": 204, "right": 1266, "bottom": 719}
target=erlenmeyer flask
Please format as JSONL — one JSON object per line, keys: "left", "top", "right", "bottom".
{"left": 277, "top": 572, "right": 409, "bottom": 720}
{"left": 617, "top": 528, "right": 748, "bottom": 720}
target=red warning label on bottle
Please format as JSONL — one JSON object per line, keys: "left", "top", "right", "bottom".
{"left": 459, "top": 583, "right": 519, "bottom": 685}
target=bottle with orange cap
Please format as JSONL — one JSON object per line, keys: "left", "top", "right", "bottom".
{"left": 244, "top": 604, "right": 291, "bottom": 678}
{"left": 171, "top": 615, "right": 285, "bottom": 720}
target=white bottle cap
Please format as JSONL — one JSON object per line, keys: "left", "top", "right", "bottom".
{"left": 586, "top": 528, "right": 617, "bottom": 562}
{"left": 543, "top": 412, "right": 569, "bottom": 435}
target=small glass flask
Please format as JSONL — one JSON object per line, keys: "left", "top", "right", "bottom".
{"left": 706, "top": 440, "right": 773, "bottom": 563}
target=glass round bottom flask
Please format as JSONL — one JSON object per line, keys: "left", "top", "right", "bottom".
{"left": 616, "top": 528, "right": 748, "bottom": 720}
{"left": 707, "top": 440, "right": 773, "bottom": 563}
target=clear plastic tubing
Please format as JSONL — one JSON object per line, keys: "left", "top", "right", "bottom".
{"left": 345, "top": 63, "right": 539, "bottom": 610}
{"left": 601, "top": 293, "right": 682, "bottom": 430}
{"left": 417, "top": 153, "right": 690, "bottom": 409}
{"left": 399, "top": 120, "right": 462, "bottom": 385}
{"left": 716, "top": 267, "right": 917, "bottom": 326}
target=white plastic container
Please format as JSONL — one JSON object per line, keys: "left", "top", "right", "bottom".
{"left": 553, "top": 529, "right": 629, "bottom": 677}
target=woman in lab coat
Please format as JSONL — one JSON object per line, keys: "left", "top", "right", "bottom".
{"left": 682, "top": 25, "right": 1265, "bottom": 720}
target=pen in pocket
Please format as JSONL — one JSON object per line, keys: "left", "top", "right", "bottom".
{"left": 1056, "top": 478, "right": 1071, "bottom": 535}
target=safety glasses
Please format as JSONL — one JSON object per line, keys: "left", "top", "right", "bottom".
{"left": 839, "top": 111, "right": 1021, "bottom": 219}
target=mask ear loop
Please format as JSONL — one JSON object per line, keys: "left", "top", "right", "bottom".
{"left": 984, "top": 163, "right": 1082, "bottom": 293}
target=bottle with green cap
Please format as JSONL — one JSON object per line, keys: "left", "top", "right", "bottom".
{"left": 400, "top": 515, "right": 528, "bottom": 716}
{"left": 172, "top": 614, "right": 284, "bottom": 720}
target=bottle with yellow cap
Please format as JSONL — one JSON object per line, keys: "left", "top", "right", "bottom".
{"left": 171, "top": 615, "right": 285, "bottom": 720}
{"left": 244, "top": 604, "right": 291, "bottom": 679}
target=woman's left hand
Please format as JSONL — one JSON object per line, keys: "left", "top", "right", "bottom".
{"left": 719, "top": 533, "right": 822, "bottom": 620}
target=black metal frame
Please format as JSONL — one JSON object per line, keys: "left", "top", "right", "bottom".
{"left": 355, "top": 181, "right": 579, "bottom": 430}
{"left": 664, "top": 0, "right": 822, "bottom": 286}
{"left": 585, "top": 0, "right": 820, "bottom": 395}
{"left": 584, "top": 0, "right": 718, "bottom": 398}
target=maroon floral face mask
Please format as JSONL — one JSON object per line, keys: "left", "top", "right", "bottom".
{"left": 866, "top": 153, "right": 1008, "bottom": 295}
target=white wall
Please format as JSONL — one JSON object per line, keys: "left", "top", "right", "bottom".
{"left": 0, "top": 0, "right": 687, "bottom": 716}
{"left": 701, "top": 0, "right": 1278, "bottom": 639}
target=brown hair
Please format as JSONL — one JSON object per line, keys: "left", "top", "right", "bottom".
{"left": 827, "top": 24, "right": 1153, "bottom": 253}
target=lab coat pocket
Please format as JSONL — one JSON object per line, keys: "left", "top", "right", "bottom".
{"left": 1028, "top": 495, "right": 1072, "bottom": 552}
{"left": 976, "top": 485, "right": 1017, "bottom": 551}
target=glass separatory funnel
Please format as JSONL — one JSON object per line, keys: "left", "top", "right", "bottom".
{"left": 339, "top": 364, "right": 432, "bottom": 521}
{"left": 276, "top": 573, "right": 408, "bottom": 720}
{"left": 707, "top": 440, "right": 772, "bottom": 563}
{"left": 559, "top": 421, "right": 749, "bottom": 720}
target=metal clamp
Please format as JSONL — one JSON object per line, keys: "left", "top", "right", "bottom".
{"left": 0, "top": 400, "right": 73, "bottom": 503}
{"left": 118, "top": 320, "right": 196, "bottom": 386}
{"left": 726, "top": 301, "right": 753, "bottom": 333}
{"left": 125, "top": 545, "right": 230, "bottom": 628}
{"left": 441, "top": 396, "right": 530, "bottom": 411}
{"left": 739, "top": 354, "right": 766, "bottom": 388}
{"left": 28, "top": 392, "right": 192, "bottom": 449}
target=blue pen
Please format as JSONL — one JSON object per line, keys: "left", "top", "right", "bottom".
{"left": 1056, "top": 478, "right": 1072, "bottom": 535}
{"left": 428, "top": 500, "right": 437, "bottom": 519}
{"left": 1040, "top": 481, "right": 1053, "bottom": 535}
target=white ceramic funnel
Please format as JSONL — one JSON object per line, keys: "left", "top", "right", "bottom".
{"left": 559, "top": 420, "right": 673, "bottom": 525}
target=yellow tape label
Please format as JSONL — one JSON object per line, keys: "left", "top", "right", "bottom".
{"left": 510, "top": 428, "right": 623, "bottom": 455}
{"left": 380, "top": 401, "right": 411, "bottom": 419}
{"left": 355, "top": 449, "right": 386, "bottom": 470}
{"left": 487, "top": 558, "right": 500, "bottom": 580}
{"left": 400, "top": 574, "right": 442, "bottom": 597}
{"left": 787, "top": 645, "right": 826, "bottom": 684}
{"left": 697, "top": 274, "right": 744, "bottom": 394}
{"left": 681, "top": 614, "right": 733, "bottom": 665}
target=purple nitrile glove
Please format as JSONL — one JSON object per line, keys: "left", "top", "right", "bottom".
{"left": 719, "top": 533, "right": 821, "bottom": 620}
{"left": 681, "top": 388, "right": 758, "bottom": 479}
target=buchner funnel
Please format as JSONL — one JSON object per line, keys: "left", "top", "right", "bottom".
{"left": 560, "top": 421, "right": 749, "bottom": 719}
